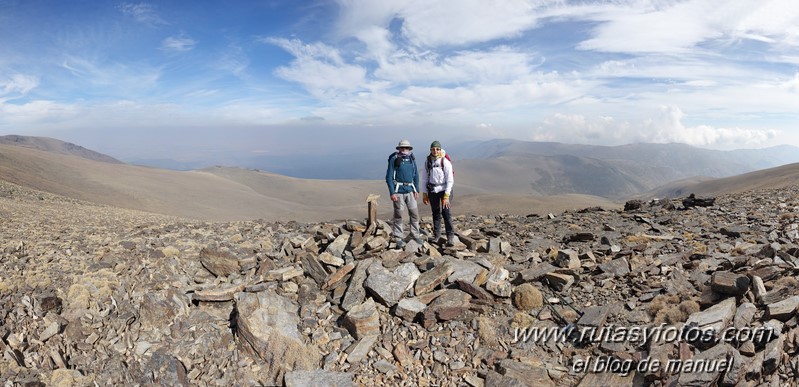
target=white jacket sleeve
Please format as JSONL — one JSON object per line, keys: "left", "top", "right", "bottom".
{"left": 420, "top": 157, "right": 428, "bottom": 194}
{"left": 443, "top": 157, "right": 454, "bottom": 195}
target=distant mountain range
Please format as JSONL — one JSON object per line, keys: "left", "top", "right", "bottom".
{"left": 2, "top": 134, "right": 799, "bottom": 221}
{"left": 0, "top": 135, "right": 618, "bottom": 221}
{"left": 126, "top": 139, "right": 799, "bottom": 199}
{"left": 450, "top": 139, "right": 799, "bottom": 198}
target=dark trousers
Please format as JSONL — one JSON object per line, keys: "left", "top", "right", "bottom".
{"left": 429, "top": 191, "right": 453, "bottom": 237}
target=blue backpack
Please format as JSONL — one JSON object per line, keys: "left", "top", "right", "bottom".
{"left": 389, "top": 151, "right": 415, "bottom": 169}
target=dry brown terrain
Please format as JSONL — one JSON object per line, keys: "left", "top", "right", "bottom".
{"left": 648, "top": 162, "right": 799, "bottom": 200}
{"left": 0, "top": 142, "right": 620, "bottom": 222}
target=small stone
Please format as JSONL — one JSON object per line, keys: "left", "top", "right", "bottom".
{"left": 554, "top": 249, "right": 580, "bottom": 269}
{"left": 485, "top": 267, "right": 512, "bottom": 297}
{"left": 394, "top": 298, "right": 427, "bottom": 322}
{"left": 710, "top": 271, "right": 750, "bottom": 296}
{"left": 374, "top": 359, "right": 397, "bottom": 374}
{"left": 341, "top": 259, "right": 373, "bottom": 311}
{"left": 342, "top": 298, "right": 381, "bottom": 339}
{"left": 285, "top": 371, "right": 354, "bottom": 387}
{"left": 346, "top": 335, "right": 378, "bottom": 364}
{"left": 318, "top": 251, "right": 345, "bottom": 266}
{"left": 543, "top": 272, "right": 574, "bottom": 291}
{"left": 415, "top": 262, "right": 454, "bottom": 295}
{"left": 199, "top": 247, "right": 241, "bottom": 277}
{"left": 598, "top": 257, "right": 630, "bottom": 277}
{"left": 193, "top": 284, "right": 244, "bottom": 301}
{"left": 327, "top": 234, "right": 351, "bottom": 257}
{"left": 364, "top": 262, "right": 420, "bottom": 307}
{"left": 767, "top": 295, "right": 799, "bottom": 321}
{"left": 393, "top": 343, "right": 414, "bottom": 367}
{"left": 685, "top": 297, "right": 736, "bottom": 344}
{"left": 39, "top": 321, "right": 60, "bottom": 342}
{"left": 282, "top": 281, "right": 299, "bottom": 293}
{"left": 450, "top": 361, "right": 466, "bottom": 370}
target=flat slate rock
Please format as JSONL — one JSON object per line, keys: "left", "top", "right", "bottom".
{"left": 414, "top": 262, "right": 454, "bottom": 295}
{"left": 199, "top": 247, "right": 240, "bottom": 277}
{"left": 364, "top": 262, "right": 420, "bottom": 307}
{"left": 234, "top": 291, "right": 320, "bottom": 385}
{"left": 193, "top": 284, "right": 244, "bottom": 302}
{"left": 685, "top": 297, "right": 736, "bottom": 343}
{"left": 285, "top": 370, "right": 354, "bottom": 387}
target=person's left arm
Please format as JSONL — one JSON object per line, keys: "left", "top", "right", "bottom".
{"left": 443, "top": 158, "right": 454, "bottom": 195}
{"left": 413, "top": 157, "right": 420, "bottom": 199}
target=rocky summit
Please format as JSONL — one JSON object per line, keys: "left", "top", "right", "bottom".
{"left": 2, "top": 179, "right": 799, "bottom": 386}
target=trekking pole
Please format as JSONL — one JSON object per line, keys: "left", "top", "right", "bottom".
{"left": 542, "top": 278, "right": 584, "bottom": 318}
{"left": 538, "top": 278, "right": 586, "bottom": 344}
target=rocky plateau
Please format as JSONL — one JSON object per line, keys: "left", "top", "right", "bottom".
{"left": 2, "top": 180, "right": 799, "bottom": 386}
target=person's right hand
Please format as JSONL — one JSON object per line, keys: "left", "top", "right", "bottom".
{"left": 422, "top": 193, "right": 429, "bottom": 205}
{"left": 391, "top": 194, "right": 398, "bottom": 202}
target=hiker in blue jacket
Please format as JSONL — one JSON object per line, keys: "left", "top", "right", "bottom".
{"left": 386, "top": 139, "right": 422, "bottom": 248}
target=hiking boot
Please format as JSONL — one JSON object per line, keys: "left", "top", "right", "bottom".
{"left": 395, "top": 239, "right": 406, "bottom": 249}
{"left": 429, "top": 233, "right": 442, "bottom": 243}
{"left": 413, "top": 236, "right": 424, "bottom": 245}
{"left": 446, "top": 234, "right": 456, "bottom": 247}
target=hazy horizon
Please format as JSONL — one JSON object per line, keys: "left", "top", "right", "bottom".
{"left": 2, "top": 1, "right": 799, "bottom": 162}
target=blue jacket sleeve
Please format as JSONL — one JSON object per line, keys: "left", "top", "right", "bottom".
{"left": 386, "top": 155, "right": 396, "bottom": 195}
{"left": 413, "top": 158, "right": 420, "bottom": 193}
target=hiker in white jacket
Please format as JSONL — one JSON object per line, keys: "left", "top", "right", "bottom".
{"left": 421, "top": 140, "right": 456, "bottom": 246}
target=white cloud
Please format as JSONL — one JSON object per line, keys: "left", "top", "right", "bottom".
{"left": 60, "top": 57, "right": 161, "bottom": 96}
{"left": 119, "top": 3, "right": 167, "bottom": 26}
{"left": 268, "top": 38, "right": 368, "bottom": 98}
{"left": 530, "top": 106, "right": 777, "bottom": 149}
{"left": 374, "top": 47, "right": 541, "bottom": 86}
{"left": 577, "top": 1, "right": 718, "bottom": 54}
{"left": 7, "top": 0, "right": 799, "bottom": 154}
{"left": 161, "top": 35, "right": 197, "bottom": 52}
{"left": 0, "top": 100, "right": 79, "bottom": 128}
{"left": 1, "top": 74, "right": 38, "bottom": 102}
{"left": 648, "top": 105, "right": 776, "bottom": 146}
{"left": 577, "top": 0, "right": 799, "bottom": 54}
{"left": 214, "top": 44, "right": 250, "bottom": 79}
{"left": 785, "top": 73, "right": 799, "bottom": 93}
{"left": 393, "top": 0, "right": 546, "bottom": 47}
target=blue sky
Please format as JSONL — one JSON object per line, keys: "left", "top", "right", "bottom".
{"left": 1, "top": 0, "right": 798, "bottom": 160}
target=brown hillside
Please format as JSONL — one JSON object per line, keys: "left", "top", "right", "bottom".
{"left": 648, "top": 162, "right": 799, "bottom": 199}
{"left": 0, "top": 135, "right": 123, "bottom": 164}
{"left": 0, "top": 141, "right": 619, "bottom": 222}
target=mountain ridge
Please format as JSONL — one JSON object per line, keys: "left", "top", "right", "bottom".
{"left": 0, "top": 134, "right": 123, "bottom": 164}
{"left": 3, "top": 135, "right": 799, "bottom": 221}
{"left": 128, "top": 138, "right": 799, "bottom": 198}
{"left": 0, "top": 137, "right": 619, "bottom": 221}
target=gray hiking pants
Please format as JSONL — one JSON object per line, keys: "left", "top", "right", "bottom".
{"left": 392, "top": 193, "right": 420, "bottom": 240}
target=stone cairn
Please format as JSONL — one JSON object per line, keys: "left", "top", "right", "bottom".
{"left": 2, "top": 181, "right": 799, "bottom": 386}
